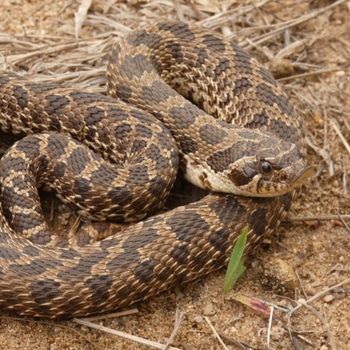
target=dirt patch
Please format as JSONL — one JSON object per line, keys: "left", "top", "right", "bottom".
{"left": 0, "top": 0, "right": 349, "bottom": 349}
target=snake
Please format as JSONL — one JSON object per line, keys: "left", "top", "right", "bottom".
{"left": 0, "top": 21, "right": 313, "bottom": 318}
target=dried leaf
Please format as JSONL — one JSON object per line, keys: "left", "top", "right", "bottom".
{"left": 232, "top": 293, "right": 271, "bottom": 317}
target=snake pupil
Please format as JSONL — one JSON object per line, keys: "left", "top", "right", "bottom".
{"left": 260, "top": 160, "right": 273, "bottom": 175}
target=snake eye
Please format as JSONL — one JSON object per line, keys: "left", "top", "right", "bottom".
{"left": 259, "top": 160, "right": 273, "bottom": 175}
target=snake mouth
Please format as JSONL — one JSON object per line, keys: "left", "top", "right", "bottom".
{"left": 291, "top": 165, "right": 315, "bottom": 188}
{"left": 255, "top": 165, "right": 315, "bottom": 197}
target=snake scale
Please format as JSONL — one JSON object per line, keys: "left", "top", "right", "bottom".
{"left": 0, "top": 21, "right": 312, "bottom": 318}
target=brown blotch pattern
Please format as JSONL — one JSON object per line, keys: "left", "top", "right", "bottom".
{"left": 202, "top": 34, "right": 226, "bottom": 52}
{"left": 194, "top": 47, "right": 208, "bottom": 65}
{"left": 86, "top": 106, "right": 105, "bottom": 125}
{"left": 229, "top": 168, "right": 251, "bottom": 186}
{"left": 166, "top": 22, "right": 195, "bottom": 41}
{"left": 165, "top": 42, "right": 184, "bottom": 63}
{"left": 208, "top": 227, "right": 229, "bottom": 253}
{"left": 199, "top": 124, "right": 228, "bottom": 145}
{"left": 177, "top": 134, "right": 199, "bottom": 154}
{"left": 115, "top": 123, "right": 132, "bottom": 140}
{"left": 66, "top": 147, "right": 90, "bottom": 175}
{"left": 207, "top": 141, "right": 258, "bottom": 173}
{"left": 141, "top": 80, "right": 176, "bottom": 103}
{"left": 166, "top": 211, "right": 210, "bottom": 242}
{"left": 245, "top": 110, "right": 269, "bottom": 128}
{"left": 169, "top": 102, "right": 201, "bottom": 129}
{"left": 127, "top": 164, "right": 149, "bottom": 184}
{"left": 90, "top": 164, "right": 117, "bottom": 185}
{"left": 136, "top": 31, "right": 163, "bottom": 49}
{"left": 275, "top": 94, "right": 294, "bottom": 116}
{"left": 209, "top": 195, "right": 247, "bottom": 227}
{"left": 120, "top": 54, "right": 153, "bottom": 79}
{"left": 255, "top": 83, "right": 276, "bottom": 107}
{"left": 134, "top": 259, "right": 157, "bottom": 283}
{"left": 25, "top": 81, "right": 60, "bottom": 93}
{"left": 270, "top": 119, "right": 298, "bottom": 142}
{"left": 10, "top": 260, "right": 48, "bottom": 275}
{"left": 214, "top": 57, "right": 230, "bottom": 78}
{"left": 86, "top": 274, "right": 113, "bottom": 305}
{"left": 30, "top": 279, "right": 61, "bottom": 305}
{"left": 46, "top": 133, "right": 70, "bottom": 159}
{"left": 115, "top": 84, "right": 132, "bottom": 102}
{"left": 248, "top": 207, "right": 268, "bottom": 236}
{"left": 231, "top": 41, "right": 253, "bottom": 74}
{"left": 12, "top": 85, "right": 28, "bottom": 109}
{"left": 69, "top": 91, "right": 111, "bottom": 104}
{"left": 233, "top": 77, "right": 253, "bottom": 96}
{"left": 258, "top": 66, "right": 277, "bottom": 86}
{"left": 107, "top": 186, "right": 133, "bottom": 207}
{"left": 170, "top": 244, "right": 189, "bottom": 265}
{"left": 73, "top": 178, "right": 90, "bottom": 196}
{"left": 107, "top": 106, "right": 130, "bottom": 122}
{"left": 45, "top": 95, "right": 70, "bottom": 115}
{"left": 0, "top": 246, "right": 22, "bottom": 261}
{"left": 15, "top": 136, "right": 41, "bottom": 158}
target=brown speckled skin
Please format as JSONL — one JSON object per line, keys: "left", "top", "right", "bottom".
{"left": 0, "top": 21, "right": 305, "bottom": 318}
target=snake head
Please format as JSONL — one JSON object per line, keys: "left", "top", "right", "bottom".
{"left": 184, "top": 130, "right": 314, "bottom": 197}
{"left": 224, "top": 136, "right": 315, "bottom": 197}
{"left": 227, "top": 152, "right": 314, "bottom": 197}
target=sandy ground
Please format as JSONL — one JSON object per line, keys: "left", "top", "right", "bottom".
{"left": 0, "top": 0, "right": 349, "bottom": 349}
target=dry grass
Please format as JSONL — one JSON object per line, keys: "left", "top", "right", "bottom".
{"left": 0, "top": 0, "right": 349, "bottom": 349}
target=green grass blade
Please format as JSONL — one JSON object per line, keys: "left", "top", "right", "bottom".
{"left": 223, "top": 225, "right": 249, "bottom": 293}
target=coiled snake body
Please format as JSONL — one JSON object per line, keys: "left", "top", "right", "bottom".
{"left": 0, "top": 22, "right": 312, "bottom": 318}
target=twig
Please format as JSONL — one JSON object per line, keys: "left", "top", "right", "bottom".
{"left": 286, "top": 214, "right": 350, "bottom": 222}
{"left": 323, "top": 307, "right": 337, "bottom": 350}
{"left": 247, "top": 0, "right": 348, "bottom": 47}
{"left": 288, "top": 278, "right": 350, "bottom": 317}
{"left": 204, "top": 317, "right": 229, "bottom": 350}
{"left": 291, "top": 332, "right": 307, "bottom": 350}
{"left": 69, "top": 215, "right": 82, "bottom": 237}
{"left": 304, "top": 136, "right": 333, "bottom": 177}
{"left": 294, "top": 269, "right": 308, "bottom": 299}
{"left": 336, "top": 211, "right": 350, "bottom": 234}
{"left": 218, "top": 332, "right": 260, "bottom": 350}
{"left": 80, "top": 308, "right": 139, "bottom": 322}
{"left": 330, "top": 118, "right": 350, "bottom": 156}
{"left": 277, "top": 67, "right": 340, "bottom": 82}
{"left": 163, "top": 308, "right": 184, "bottom": 350}
{"left": 73, "top": 318, "right": 182, "bottom": 350}
{"left": 267, "top": 306, "right": 274, "bottom": 348}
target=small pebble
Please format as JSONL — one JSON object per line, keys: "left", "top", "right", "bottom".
{"left": 336, "top": 70, "right": 345, "bottom": 76}
{"left": 323, "top": 294, "right": 334, "bottom": 303}
{"left": 271, "top": 326, "right": 284, "bottom": 339}
{"left": 183, "top": 346, "right": 197, "bottom": 350}
{"left": 80, "top": 326, "right": 89, "bottom": 332}
{"left": 203, "top": 302, "right": 215, "bottom": 316}
{"left": 53, "top": 326, "right": 61, "bottom": 334}
{"left": 193, "top": 315, "right": 203, "bottom": 323}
